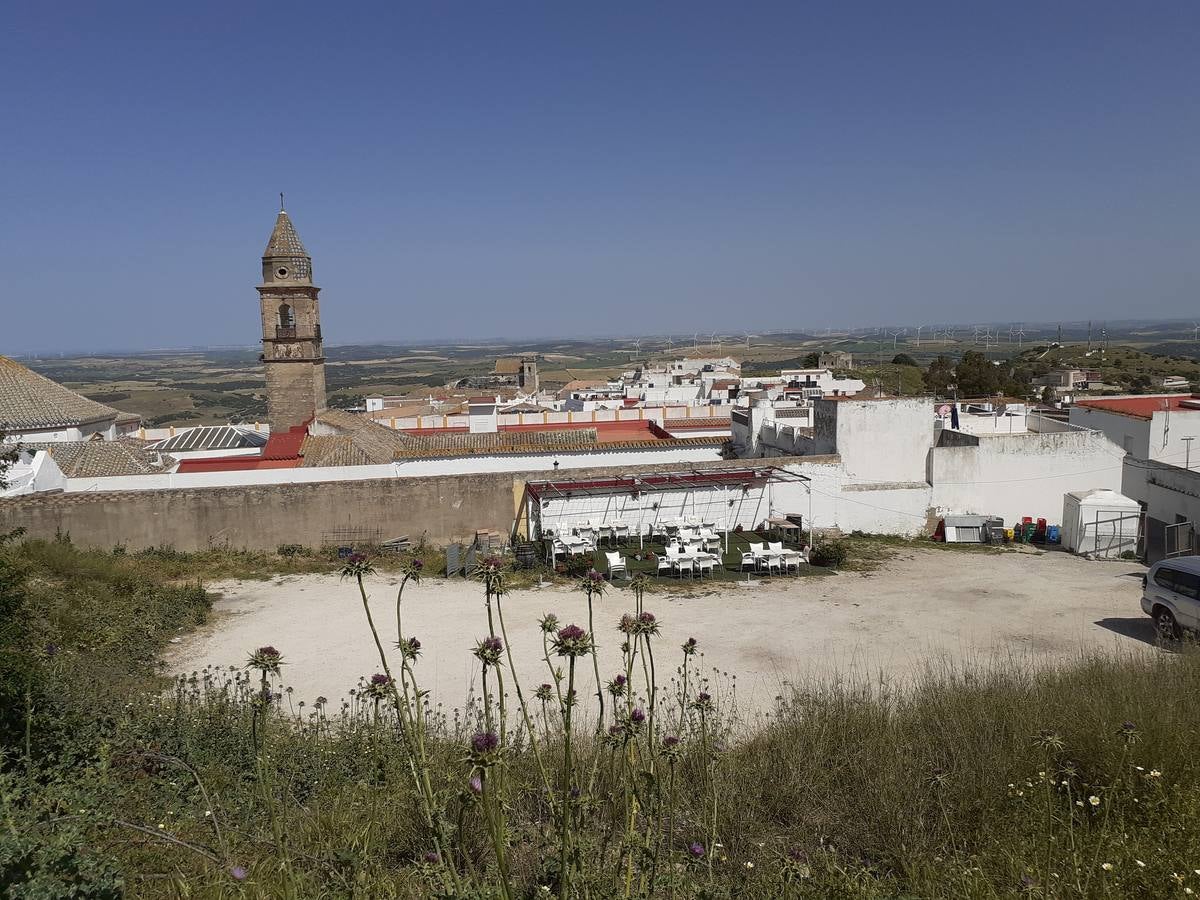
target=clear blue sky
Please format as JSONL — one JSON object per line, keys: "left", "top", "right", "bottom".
{"left": 3, "top": 2, "right": 1198, "bottom": 353}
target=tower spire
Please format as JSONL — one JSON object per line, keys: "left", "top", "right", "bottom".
{"left": 280, "top": 192, "right": 285, "bottom": 212}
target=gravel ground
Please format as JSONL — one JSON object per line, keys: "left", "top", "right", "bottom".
{"left": 167, "top": 548, "right": 1153, "bottom": 717}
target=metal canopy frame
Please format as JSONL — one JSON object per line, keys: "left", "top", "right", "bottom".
{"left": 524, "top": 466, "right": 808, "bottom": 500}
{"left": 513, "top": 467, "right": 811, "bottom": 547}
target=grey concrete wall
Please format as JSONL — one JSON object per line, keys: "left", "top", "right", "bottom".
{"left": 0, "top": 457, "right": 811, "bottom": 552}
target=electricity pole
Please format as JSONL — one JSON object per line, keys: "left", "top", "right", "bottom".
{"left": 1185, "top": 436, "right": 1195, "bottom": 471}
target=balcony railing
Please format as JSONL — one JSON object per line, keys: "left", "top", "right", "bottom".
{"left": 274, "top": 324, "right": 321, "bottom": 341}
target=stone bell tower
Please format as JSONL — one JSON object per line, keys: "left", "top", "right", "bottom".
{"left": 258, "top": 199, "right": 326, "bottom": 431}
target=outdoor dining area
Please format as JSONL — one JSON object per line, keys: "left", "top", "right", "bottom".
{"left": 513, "top": 466, "right": 815, "bottom": 581}
{"left": 543, "top": 518, "right": 811, "bottom": 580}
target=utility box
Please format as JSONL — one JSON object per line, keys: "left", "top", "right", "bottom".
{"left": 1061, "top": 489, "right": 1141, "bottom": 558}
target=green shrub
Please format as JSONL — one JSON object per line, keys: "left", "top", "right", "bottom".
{"left": 810, "top": 538, "right": 849, "bottom": 568}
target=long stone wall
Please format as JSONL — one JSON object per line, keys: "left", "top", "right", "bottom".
{"left": 0, "top": 458, "right": 819, "bottom": 552}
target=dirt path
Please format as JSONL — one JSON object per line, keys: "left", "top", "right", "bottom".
{"left": 167, "top": 549, "right": 1153, "bottom": 716}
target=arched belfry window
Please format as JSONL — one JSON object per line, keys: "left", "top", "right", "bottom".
{"left": 278, "top": 303, "right": 295, "bottom": 327}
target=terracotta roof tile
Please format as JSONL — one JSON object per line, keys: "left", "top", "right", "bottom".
{"left": 30, "top": 438, "right": 175, "bottom": 478}
{"left": 0, "top": 356, "right": 134, "bottom": 431}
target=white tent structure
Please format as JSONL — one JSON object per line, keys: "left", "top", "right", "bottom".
{"left": 513, "top": 467, "right": 811, "bottom": 553}
{"left": 1061, "top": 488, "right": 1142, "bottom": 558}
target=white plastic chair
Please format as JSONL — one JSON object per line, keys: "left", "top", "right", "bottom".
{"left": 605, "top": 551, "right": 627, "bottom": 580}
{"left": 740, "top": 551, "right": 756, "bottom": 572}
{"left": 696, "top": 554, "right": 716, "bottom": 578}
{"left": 656, "top": 552, "right": 672, "bottom": 577}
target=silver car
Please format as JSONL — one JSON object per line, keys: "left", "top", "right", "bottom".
{"left": 1142, "top": 555, "right": 1200, "bottom": 640}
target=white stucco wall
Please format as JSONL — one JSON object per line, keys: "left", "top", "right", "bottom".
{"left": 821, "top": 399, "right": 933, "bottom": 483}
{"left": 769, "top": 459, "right": 931, "bottom": 537}
{"left": 1069, "top": 406, "right": 1151, "bottom": 457}
{"left": 60, "top": 446, "right": 725, "bottom": 493}
{"left": 929, "top": 430, "right": 1126, "bottom": 526}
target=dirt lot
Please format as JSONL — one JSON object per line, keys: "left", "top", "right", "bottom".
{"left": 168, "top": 548, "right": 1154, "bottom": 717}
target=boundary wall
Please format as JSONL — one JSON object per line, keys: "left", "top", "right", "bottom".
{"left": 0, "top": 454, "right": 937, "bottom": 552}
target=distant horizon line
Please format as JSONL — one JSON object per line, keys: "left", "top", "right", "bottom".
{"left": 6, "top": 316, "right": 1197, "bottom": 359}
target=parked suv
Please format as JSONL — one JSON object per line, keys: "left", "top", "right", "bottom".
{"left": 1142, "top": 556, "right": 1200, "bottom": 640}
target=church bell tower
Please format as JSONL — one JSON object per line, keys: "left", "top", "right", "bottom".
{"left": 258, "top": 200, "right": 327, "bottom": 431}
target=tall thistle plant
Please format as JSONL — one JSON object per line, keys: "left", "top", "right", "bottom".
{"left": 550, "top": 623, "right": 592, "bottom": 900}
{"left": 341, "top": 553, "right": 459, "bottom": 894}
{"left": 577, "top": 569, "right": 607, "bottom": 732}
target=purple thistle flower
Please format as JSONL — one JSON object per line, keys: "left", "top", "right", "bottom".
{"left": 535, "top": 683, "right": 553, "bottom": 701}
{"left": 470, "top": 730, "right": 500, "bottom": 755}
{"left": 688, "top": 841, "right": 705, "bottom": 858}
{"left": 474, "top": 636, "right": 504, "bottom": 666}
{"left": 553, "top": 623, "right": 592, "bottom": 657}
{"left": 370, "top": 673, "right": 391, "bottom": 686}
{"left": 468, "top": 775, "right": 483, "bottom": 795}
{"left": 608, "top": 723, "right": 624, "bottom": 737}
{"left": 230, "top": 865, "right": 248, "bottom": 881}
{"left": 422, "top": 851, "right": 440, "bottom": 865}
{"left": 682, "top": 637, "right": 698, "bottom": 655}
{"left": 663, "top": 735, "right": 680, "bottom": 748}
{"left": 619, "top": 613, "right": 638, "bottom": 634}
{"left": 614, "top": 674, "right": 627, "bottom": 686}
{"left": 630, "top": 708, "right": 646, "bottom": 725}
{"left": 559, "top": 624, "right": 585, "bottom": 640}
{"left": 639, "top": 611, "right": 656, "bottom": 625}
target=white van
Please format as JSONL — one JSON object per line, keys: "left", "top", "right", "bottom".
{"left": 1142, "top": 556, "right": 1200, "bottom": 640}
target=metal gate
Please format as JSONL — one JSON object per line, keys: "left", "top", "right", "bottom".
{"left": 1164, "top": 521, "right": 1196, "bottom": 559}
{"left": 1081, "top": 511, "right": 1144, "bottom": 559}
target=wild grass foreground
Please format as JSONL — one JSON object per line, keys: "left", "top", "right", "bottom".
{"left": 3, "top": 537, "right": 1200, "bottom": 898}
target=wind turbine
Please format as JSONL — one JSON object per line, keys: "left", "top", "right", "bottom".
{"left": 742, "top": 332, "right": 751, "bottom": 351}
{"left": 1193, "top": 322, "right": 1200, "bottom": 343}
{"left": 1014, "top": 324, "right": 1026, "bottom": 348}
{"left": 709, "top": 331, "right": 718, "bottom": 350}
{"left": 888, "top": 328, "right": 906, "bottom": 349}
{"left": 914, "top": 325, "right": 924, "bottom": 348}
{"left": 693, "top": 333, "right": 700, "bottom": 351}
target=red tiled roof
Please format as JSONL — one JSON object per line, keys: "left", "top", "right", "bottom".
{"left": 175, "top": 420, "right": 310, "bottom": 473}
{"left": 176, "top": 456, "right": 301, "bottom": 473}
{"left": 261, "top": 424, "right": 309, "bottom": 459}
{"left": 1075, "top": 395, "right": 1200, "bottom": 421}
